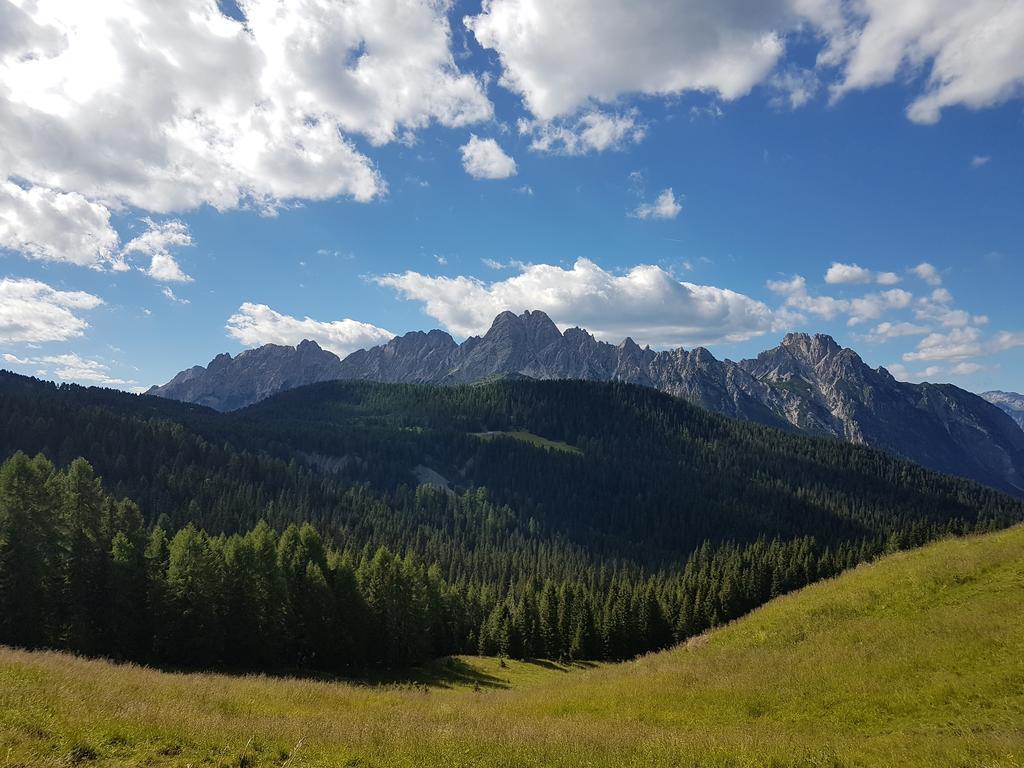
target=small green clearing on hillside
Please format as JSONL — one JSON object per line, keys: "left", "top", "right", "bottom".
{"left": 471, "top": 429, "right": 582, "bottom": 455}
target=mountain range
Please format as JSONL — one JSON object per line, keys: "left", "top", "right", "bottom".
{"left": 981, "top": 390, "right": 1024, "bottom": 430}
{"left": 149, "top": 309, "right": 1024, "bottom": 495}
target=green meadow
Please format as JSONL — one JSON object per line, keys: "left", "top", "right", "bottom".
{"left": 2, "top": 525, "right": 1022, "bottom": 768}
{"left": 471, "top": 429, "right": 583, "bottom": 455}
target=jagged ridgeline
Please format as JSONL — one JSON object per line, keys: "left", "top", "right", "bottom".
{"left": 1, "top": 370, "right": 1023, "bottom": 670}
{"left": 147, "top": 310, "right": 1024, "bottom": 496}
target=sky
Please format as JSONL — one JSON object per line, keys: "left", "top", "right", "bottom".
{"left": 0, "top": 0, "right": 1022, "bottom": 394}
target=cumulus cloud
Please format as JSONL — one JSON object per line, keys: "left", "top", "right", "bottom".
{"left": 828, "top": 0, "right": 1024, "bottom": 124}
{"left": 632, "top": 188, "right": 683, "bottom": 220}
{"left": 0, "top": 277, "right": 103, "bottom": 344}
{"left": 520, "top": 111, "right": 646, "bottom": 155}
{"left": 824, "top": 262, "right": 873, "bottom": 284}
{"left": 950, "top": 362, "right": 982, "bottom": 375}
{"left": 866, "top": 321, "right": 931, "bottom": 342}
{"left": 373, "top": 257, "right": 776, "bottom": 347}
{"left": 904, "top": 326, "right": 983, "bottom": 362}
{"left": 0, "top": 0, "right": 492, "bottom": 217}
{"left": 226, "top": 302, "right": 394, "bottom": 358}
{"left": 911, "top": 262, "right": 942, "bottom": 286}
{"left": 468, "top": 0, "right": 1024, "bottom": 128}
{"left": 465, "top": 0, "right": 830, "bottom": 121}
{"left": 2, "top": 351, "right": 135, "bottom": 387}
{"left": 768, "top": 274, "right": 912, "bottom": 325}
{"left": 767, "top": 275, "right": 847, "bottom": 321}
{"left": 846, "top": 289, "right": 913, "bottom": 325}
{"left": 971, "top": 155, "right": 991, "bottom": 167}
{"left": 0, "top": 184, "right": 193, "bottom": 280}
{"left": 460, "top": 135, "right": 517, "bottom": 180}
{"left": 0, "top": 180, "right": 120, "bottom": 268}
{"left": 122, "top": 220, "right": 194, "bottom": 283}
{"left": 825, "top": 262, "right": 903, "bottom": 285}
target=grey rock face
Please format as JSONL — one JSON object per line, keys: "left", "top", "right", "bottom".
{"left": 981, "top": 391, "right": 1024, "bottom": 430}
{"left": 147, "top": 339, "right": 345, "bottom": 411}
{"left": 740, "top": 334, "right": 1024, "bottom": 493}
{"left": 150, "top": 310, "right": 1024, "bottom": 494}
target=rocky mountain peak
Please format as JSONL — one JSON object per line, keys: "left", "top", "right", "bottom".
{"left": 148, "top": 312, "right": 1024, "bottom": 496}
{"left": 781, "top": 332, "right": 842, "bottom": 361}
{"left": 982, "top": 390, "right": 1024, "bottom": 430}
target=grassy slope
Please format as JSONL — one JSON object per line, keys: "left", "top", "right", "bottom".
{"left": 470, "top": 429, "right": 583, "bottom": 455}
{"left": 2, "top": 526, "right": 1023, "bottom": 767}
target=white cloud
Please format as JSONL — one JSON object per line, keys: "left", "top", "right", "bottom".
{"left": 161, "top": 287, "right": 190, "bottom": 305}
{"left": 0, "top": 277, "right": 103, "bottom": 344}
{"left": 990, "top": 331, "right": 1024, "bottom": 353}
{"left": 460, "top": 135, "right": 517, "bottom": 180}
{"left": 824, "top": 262, "right": 873, "bottom": 284}
{"left": 465, "top": 0, "right": 835, "bottom": 122}
{"left": 469, "top": 0, "right": 1024, "bottom": 129}
{"left": 226, "top": 302, "right": 394, "bottom": 358}
{"left": 520, "top": 111, "right": 646, "bottom": 155}
{"left": 2, "top": 350, "right": 135, "bottom": 387}
{"left": 632, "top": 188, "right": 683, "bottom": 220}
{"left": 885, "top": 362, "right": 911, "bottom": 381}
{"left": 767, "top": 275, "right": 848, "bottom": 321}
{"left": 0, "top": 0, "right": 493, "bottom": 216}
{"left": 829, "top": 0, "right": 1024, "bottom": 124}
{"left": 0, "top": 180, "right": 120, "bottom": 268}
{"left": 904, "top": 326, "right": 983, "bottom": 362}
{"left": 913, "top": 288, "right": 975, "bottom": 328}
{"left": 867, "top": 321, "right": 931, "bottom": 342}
{"left": 122, "top": 219, "right": 194, "bottom": 283}
{"left": 950, "top": 362, "right": 982, "bottom": 375}
{"left": 918, "top": 365, "right": 943, "bottom": 379}
{"left": 768, "top": 274, "right": 912, "bottom": 325}
{"left": 911, "top": 262, "right": 942, "bottom": 286}
{"left": 971, "top": 155, "right": 991, "bottom": 167}
{"left": 374, "top": 257, "right": 776, "bottom": 347}
{"left": 846, "top": 289, "right": 913, "bottom": 326}
{"left": 825, "top": 262, "right": 902, "bottom": 285}
{"left": 770, "top": 66, "right": 820, "bottom": 109}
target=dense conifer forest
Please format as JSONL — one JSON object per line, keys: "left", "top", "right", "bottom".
{"left": 1, "top": 370, "right": 1022, "bottom": 671}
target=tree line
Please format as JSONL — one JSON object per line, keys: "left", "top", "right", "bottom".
{"left": 1, "top": 452, "right": 1003, "bottom": 671}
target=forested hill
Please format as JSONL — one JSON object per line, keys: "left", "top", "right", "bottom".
{"left": 3, "top": 369, "right": 1024, "bottom": 671}
{"left": 2, "top": 370, "right": 1021, "bottom": 569}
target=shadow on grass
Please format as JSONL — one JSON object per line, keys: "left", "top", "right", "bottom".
{"left": 363, "top": 656, "right": 511, "bottom": 690}
{"left": 27, "top": 645, "right": 595, "bottom": 692}
{"left": 521, "top": 658, "right": 599, "bottom": 672}
{"left": 138, "top": 655, "right": 513, "bottom": 690}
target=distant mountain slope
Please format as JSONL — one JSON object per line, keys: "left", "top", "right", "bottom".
{"left": 4, "top": 523, "right": 1023, "bottom": 767}
{"left": 149, "top": 310, "right": 1024, "bottom": 495}
{"left": 982, "top": 390, "right": 1024, "bottom": 430}
{"left": 147, "top": 339, "right": 345, "bottom": 411}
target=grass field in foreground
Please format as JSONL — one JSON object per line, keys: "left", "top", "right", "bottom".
{"left": 2, "top": 525, "right": 1023, "bottom": 767}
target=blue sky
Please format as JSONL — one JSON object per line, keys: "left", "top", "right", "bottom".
{"left": 0, "top": 0, "right": 1022, "bottom": 393}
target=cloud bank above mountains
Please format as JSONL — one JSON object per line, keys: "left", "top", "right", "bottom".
{"left": 0, "top": 0, "right": 1022, "bottom": 389}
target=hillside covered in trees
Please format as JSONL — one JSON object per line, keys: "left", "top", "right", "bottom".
{"left": 1, "top": 370, "right": 1022, "bottom": 671}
